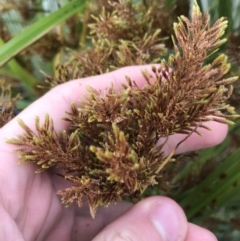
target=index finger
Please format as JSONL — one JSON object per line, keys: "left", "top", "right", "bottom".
{"left": 1, "top": 65, "right": 152, "bottom": 138}
{"left": 0, "top": 65, "right": 228, "bottom": 154}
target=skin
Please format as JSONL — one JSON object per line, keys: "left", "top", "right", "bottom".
{"left": 0, "top": 65, "right": 225, "bottom": 241}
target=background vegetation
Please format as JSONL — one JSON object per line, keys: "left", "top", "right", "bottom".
{"left": 1, "top": 0, "right": 240, "bottom": 239}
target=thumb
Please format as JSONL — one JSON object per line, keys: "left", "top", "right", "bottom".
{"left": 92, "top": 196, "right": 188, "bottom": 241}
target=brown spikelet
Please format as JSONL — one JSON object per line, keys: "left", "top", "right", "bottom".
{"left": 7, "top": 1, "right": 239, "bottom": 218}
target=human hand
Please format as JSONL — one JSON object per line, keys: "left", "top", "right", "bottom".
{"left": 0, "top": 65, "right": 225, "bottom": 241}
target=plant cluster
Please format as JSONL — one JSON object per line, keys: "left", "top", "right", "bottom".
{"left": 6, "top": 1, "right": 239, "bottom": 218}
{"left": 45, "top": 0, "right": 171, "bottom": 86}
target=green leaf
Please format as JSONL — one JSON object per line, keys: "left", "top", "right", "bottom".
{"left": 0, "top": 38, "right": 38, "bottom": 93}
{"left": 0, "top": 0, "right": 87, "bottom": 67}
{"left": 167, "top": 0, "right": 178, "bottom": 9}
{"left": 218, "top": 0, "right": 233, "bottom": 33}
{"left": 177, "top": 147, "right": 240, "bottom": 223}
{"left": 172, "top": 137, "right": 230, "bottom": 188}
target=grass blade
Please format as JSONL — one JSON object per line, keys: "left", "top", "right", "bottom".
{"left": 0, "top": 0, "right": 87, "bottom": 67}
{"left": 177, "top": 147, "right": 240, "bottom": 223}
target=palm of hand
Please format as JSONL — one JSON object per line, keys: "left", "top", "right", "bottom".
{"left": 0, "top": 151, "right": 132, "bottom": 241}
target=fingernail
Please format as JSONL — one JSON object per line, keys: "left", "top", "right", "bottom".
{"left": 149, "top": 202, "right": 180, "bottom": 241}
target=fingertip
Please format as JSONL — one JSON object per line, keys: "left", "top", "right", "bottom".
{"left": 161, "top": 121, "right": 229, "bottom": 155}
{"left": 201, "top": 121, "right": 228, "bottom": 146}
{"left": 93, "top": 196, "right": 188, "bottom": 241}
{"left": 179, "top": 122, "right": 228, "bottom": 153}
{"left": 148, "top": 197, "right": 187, "bottom": 241}
{"left": 186, "top": 223, "right": 217, "bottom": 241}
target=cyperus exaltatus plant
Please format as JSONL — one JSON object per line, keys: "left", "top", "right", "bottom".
{"left": 7, "top": 1, "right": 239, "bottom": 218}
